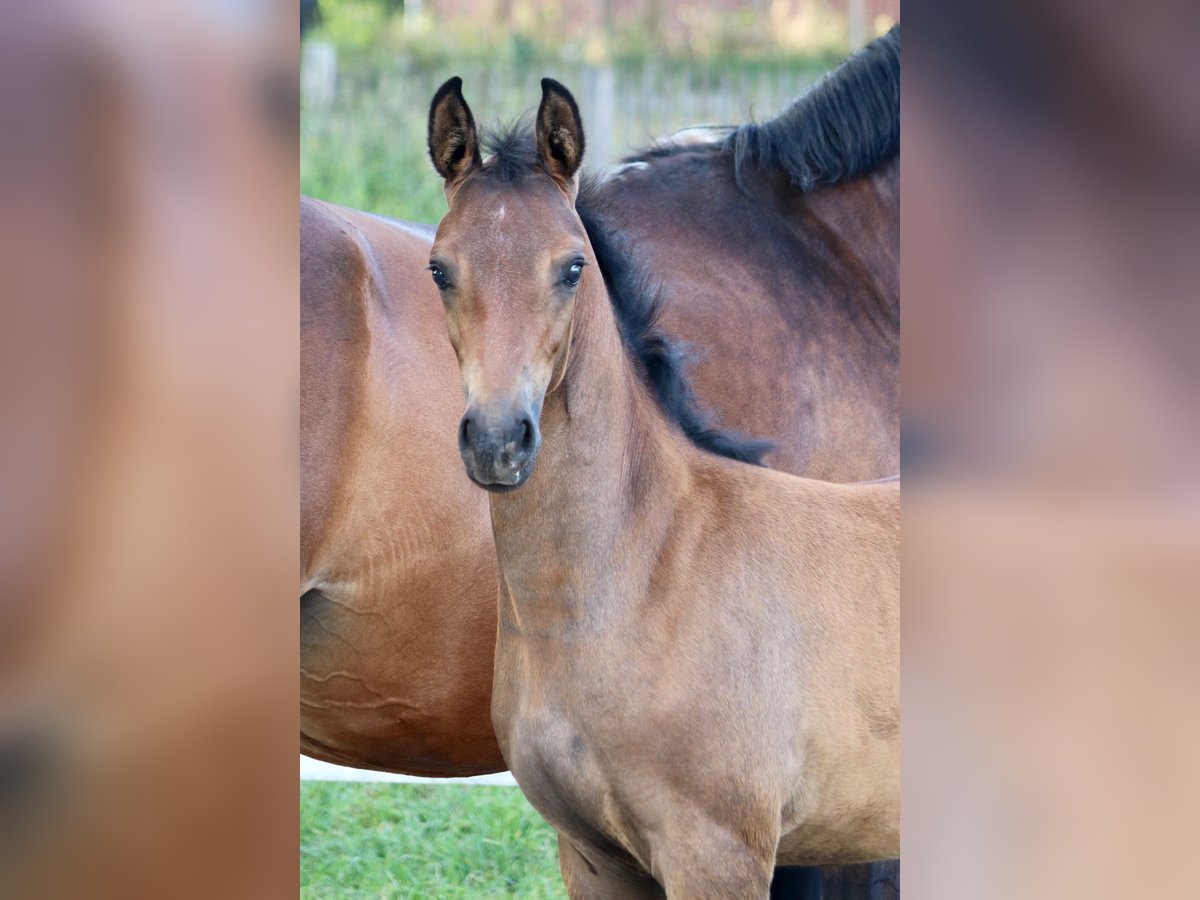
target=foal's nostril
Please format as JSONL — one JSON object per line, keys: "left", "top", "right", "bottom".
{"left": 518, "top": 416, "right": 535, "bottom": 453}
{"left": 458, "top": 409, "right": 536, "bottom": 484}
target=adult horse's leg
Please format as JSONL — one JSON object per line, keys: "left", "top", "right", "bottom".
{"left": 770, "top": 860, "right": 900, "bottom": 898}
{"left": 818, "top": 860, "right": 901, "bottom": 900}
{"left": 770, "top": 866, "right": 824, "bottom": 899}
{"left": 557, "top": 833, "right": 664, "bottom": 900}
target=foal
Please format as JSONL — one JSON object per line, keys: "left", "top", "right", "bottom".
{"left": 427, "top": 78, "right": 899, "bottom": 898}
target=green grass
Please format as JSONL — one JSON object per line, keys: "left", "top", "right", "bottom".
{"left": 300, "top": 782, "right": 566, "bottom": 898}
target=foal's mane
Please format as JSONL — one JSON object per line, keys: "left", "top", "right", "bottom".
{"left": 478, "top": 125, "right": 772, "bottom": 466}
{"left": 625, "top": 24, "right": 899, "bottom": 191}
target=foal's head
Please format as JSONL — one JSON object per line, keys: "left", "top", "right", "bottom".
{"left": 427, "top": 78, "right": 587, "bottom": 491}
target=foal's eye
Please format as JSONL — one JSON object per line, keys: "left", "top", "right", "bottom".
{"left": 428, "top": 265, "right": 449, "bottom": 290}
{"left": 562, "top": 262, "right": 583, "bottom": 288}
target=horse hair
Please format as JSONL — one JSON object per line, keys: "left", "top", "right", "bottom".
{"left": 477, "top": 124, "right": 773, "bottom": 467}
{"left": 477, "top": 119, "right": 540, "bottom": 183}
{"left": 626, "top": 25, "right": 899, "bottom": 192}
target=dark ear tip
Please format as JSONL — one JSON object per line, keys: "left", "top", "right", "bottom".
{"left": 541, "top": 77, "right": 570, "bottom": 98}
{"left": 433, "top": 76, "right": 465, "bottom": 103}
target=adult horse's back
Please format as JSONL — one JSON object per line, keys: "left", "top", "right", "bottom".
{"left": 301, "top": 197, "right": 500, "bottom": 773}
{"left": 594, "top": 25, "right": 899, "bottom": 480}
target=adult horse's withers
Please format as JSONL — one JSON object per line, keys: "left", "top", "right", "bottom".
{"left": 595, "top": 29, "right": 899, "bottom": 481}
{"left": 425, "top": 76, "right": 898, "bottom": 898}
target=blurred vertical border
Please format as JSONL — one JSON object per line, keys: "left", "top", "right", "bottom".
{"left": 903, "top": 1, "right": 1200, "bottom": 898}
{"left": 0, "top": 1, "right": 299, "bottom": 896}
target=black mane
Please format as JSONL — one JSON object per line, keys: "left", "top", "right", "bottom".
{"left": 622, "top": 25, "right": 899, "bottom": 191}
{"left": 478, "top": 125, "right": 772, "bottom": 467}
{"left": 728, "top": 25, "right": 899, "bottom": 189}
{"left": 479, "top": 119, "right": 541, "bottom": 182}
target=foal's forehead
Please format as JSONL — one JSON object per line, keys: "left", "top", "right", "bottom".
{"left": 442, "top": 175, "right": 582, "bottom": 248}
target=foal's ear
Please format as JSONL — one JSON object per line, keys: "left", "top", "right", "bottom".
{"left": 535, "top": 78, "right": 586, "bottom": 186}
{"left": 427, "top": 76, "right": 481, "bottom": 189}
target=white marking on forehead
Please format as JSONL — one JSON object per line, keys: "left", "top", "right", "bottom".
{"left": 487, "top": 206, "right": 513, "bottom": 250}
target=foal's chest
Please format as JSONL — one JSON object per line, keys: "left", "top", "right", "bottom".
{"left": 502, "top": 704, "right": 603, "bottom": 822}
{"left": 496, "top": 675, "right": 649, "bottom": 866}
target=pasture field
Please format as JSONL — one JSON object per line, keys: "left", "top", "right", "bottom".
{"left": 300, "top": 782, "right": 565, "bottom": 898}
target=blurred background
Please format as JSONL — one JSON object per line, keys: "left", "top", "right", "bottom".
{"left": 300, "top": 0, "right": 898, "bottom": 220}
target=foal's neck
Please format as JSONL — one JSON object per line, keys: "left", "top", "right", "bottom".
{"left": 487, "top": 260, "right": 689, "bottom": 634}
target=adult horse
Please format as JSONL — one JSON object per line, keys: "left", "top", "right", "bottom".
{"left": 302, "top": 27, "right": 899, "bottom": 896}
{"left": 301, "top": 202, "right": 501, "bottom": 774}
{"left": 425, "top": 75, "right": 898, "bottom": 898}
{"left": 589, "top": 27, "right": 899, "bottom": 481}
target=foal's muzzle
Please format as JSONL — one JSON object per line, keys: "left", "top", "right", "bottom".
{"left": 458, "top": 406, "right": 540, "bottom": 491}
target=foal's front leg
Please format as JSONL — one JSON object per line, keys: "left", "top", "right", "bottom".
{"left": 557, "top": 832, "right": 664, "bottom": 900}
{"left": 653, "top": 823, "right": 776, "bottom": 900}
